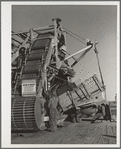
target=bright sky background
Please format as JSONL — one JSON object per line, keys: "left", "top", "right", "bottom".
{"left": 12, "top": 4, "right": 118, "bottom": 101}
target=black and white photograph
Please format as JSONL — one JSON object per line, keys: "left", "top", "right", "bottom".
{"left": 1, "top": 1, "right": 120, "bottom": 148}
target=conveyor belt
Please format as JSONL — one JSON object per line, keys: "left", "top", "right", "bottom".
{"left": 22, "top": 38, "right": 52, "bottom": 80}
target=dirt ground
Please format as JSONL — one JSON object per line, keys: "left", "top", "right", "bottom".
{"left": 11, "top": 120, "right": 116, "bottom": 144}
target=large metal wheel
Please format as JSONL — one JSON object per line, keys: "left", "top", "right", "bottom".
{"left": 11, "top": 96, "right": 43, "bottom": 131}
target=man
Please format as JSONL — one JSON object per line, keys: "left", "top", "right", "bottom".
{"left": 36, "top": 80, "right": 46, "bottom": 130}
{"left": 37, "top": 96, "right": 46, "bottom": 130}
{"left": 46, "top": 83, "right": 60, "bottom": 132}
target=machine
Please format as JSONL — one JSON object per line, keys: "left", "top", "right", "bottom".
{"left": 11, "top": 18, "right": 105, "bottom": 131}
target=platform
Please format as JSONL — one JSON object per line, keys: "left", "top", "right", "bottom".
{"left": 11, "top": 120, "right": 116, "bottom": 144}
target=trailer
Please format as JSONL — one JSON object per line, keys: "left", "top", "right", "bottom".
{"left": 57, "top": 74, "right": 106, "bottom": 122}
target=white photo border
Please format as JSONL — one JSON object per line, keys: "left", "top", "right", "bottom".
{"left": 1, "top": 1, "right": 120, "bottom": 148}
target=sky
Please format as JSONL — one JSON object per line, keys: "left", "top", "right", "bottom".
{"left": 12, "top": 4, "right": 118, "bottom": 101}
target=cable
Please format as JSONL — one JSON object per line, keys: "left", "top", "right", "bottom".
{"left": 94, "top": 45, "right": 109, "bottom": 139}
{"left": 94, "top": 47, "right": 105, "bottom": 88}
{"left": 66, "top": 32, "right": 86, "bottom": 45}
{"left": 63, "top": 27, "right": 86, "bottom": 41}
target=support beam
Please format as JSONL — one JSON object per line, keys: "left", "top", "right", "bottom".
{"left": 12, "top": 38, "right": 22, "bottom": 45}
{"left": 65, "top": 45, "right": 92, "bottom": 61}
{"left": 33, "top": 25, "right": 54, "bottom": 32}
{"left": 12, "top": 31, "right": 28, "bottom": 35}
{"left": 12, "top": 33, "right": 30, "bottom": 63}
{"left": 52, "top": 18, "right": 62, "bottom": 69}
{"left": 71, "top": 46, "right": 92, "bottom": 67}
